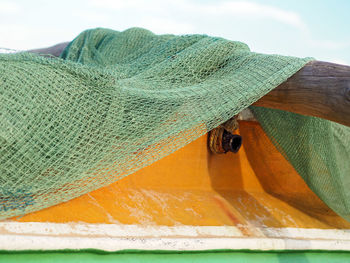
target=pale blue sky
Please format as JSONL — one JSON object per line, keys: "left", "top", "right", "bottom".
{"left": 0, "top": 0, "right": 349, "bottom": 65}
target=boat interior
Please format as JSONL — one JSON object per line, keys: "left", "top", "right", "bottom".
{"left": 2, "top": 120, "right": 350, "bottom": 251}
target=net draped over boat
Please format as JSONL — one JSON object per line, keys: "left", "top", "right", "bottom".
{"left": 0, "top": 28, "right": 349, "bottom": 221}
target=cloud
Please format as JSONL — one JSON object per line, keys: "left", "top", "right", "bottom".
{"left": 1, "top": 0, "right": 347, "bottom": 66}
{"left": 139, "top": 18, "right": 195, "bottom": 35}
{"left": 88, "top": 0, "right": 141, "bottom": 10}
{"left": 308, "top": 39, "right": 350, "bottom": 50}
{"left": 74, "top": 11, "right": 110, "bottom": 23}
{"left": 199, "top": 1, "right": 306, "bottom": 30}
{"left": 327, "top": 58, "right": 349, "bottom": 66}
{"left": 0, "top": 25, "right": 74, "bottom": 50}
{"left": 0, "top": 0, "right": 21, "bottom": 14}
{"left": 89, "top": 0, "right": 306, "bottom": 30}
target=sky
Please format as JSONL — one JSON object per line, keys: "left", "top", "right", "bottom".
{"left": 0, "top": 0, "right": 349, "bottom": 65}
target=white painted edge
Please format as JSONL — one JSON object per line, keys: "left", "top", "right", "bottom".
{"left": 0, "top": 222, "right": 350, "bottom": 251}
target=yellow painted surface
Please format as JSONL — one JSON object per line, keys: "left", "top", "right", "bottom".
{"left": 14, "top": 121, "right": 350, "bottom": 231}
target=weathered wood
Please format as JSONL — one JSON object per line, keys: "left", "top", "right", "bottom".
{"left": 27, "top": 44, "right": 350, "bottom": 127}
{"left": 254, "top": 61, "right": 350, "bottom": 127}
{"left": 28, "top": 42, "right": 69, "bottom": 57}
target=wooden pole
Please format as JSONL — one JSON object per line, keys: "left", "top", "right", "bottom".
{"left": 254, "top": 61, "right": 350, "bottom": 127}
{"left": 28, "top": 42, "right": 69, "bottom": 57}
{"left": 28, "top": 44, "right": 350, "bottom": 127}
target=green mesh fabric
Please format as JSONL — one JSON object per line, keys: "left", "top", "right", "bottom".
{"left": 0, "top": 27, "right": 347, "bottom": 221}
{"left": 251, "top": 107, "right": 350, "bottom": 220}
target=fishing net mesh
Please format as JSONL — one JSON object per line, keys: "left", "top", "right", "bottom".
{"left": 0, "top": 28, "right": 349, "bottom": 221}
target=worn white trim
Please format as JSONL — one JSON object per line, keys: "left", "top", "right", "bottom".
{"left": 0, "top": 222, "right": 350, "bottom": 251}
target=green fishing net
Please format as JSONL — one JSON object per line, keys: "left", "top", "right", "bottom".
{"left": 0, "top": 27, "right": 349, "bottom": 221}
{"left": 251, "top": 107, "right": 350, "bottom": 220}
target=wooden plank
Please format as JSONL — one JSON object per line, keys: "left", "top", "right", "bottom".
{"left": 254, "top": 61, "right": 350, "bottom": 127}
{"left": 28, "top": 42, "right": 69, "bottom": 57}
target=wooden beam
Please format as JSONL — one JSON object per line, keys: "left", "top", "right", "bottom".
{"left": 28, "top": 42, "right": 69, "bottom": 57}
{"left": 27, "top": 44, "right": 350, "bottom": 127}
{"left": 254, "top": 61, "right": 350, "bottom": 127}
